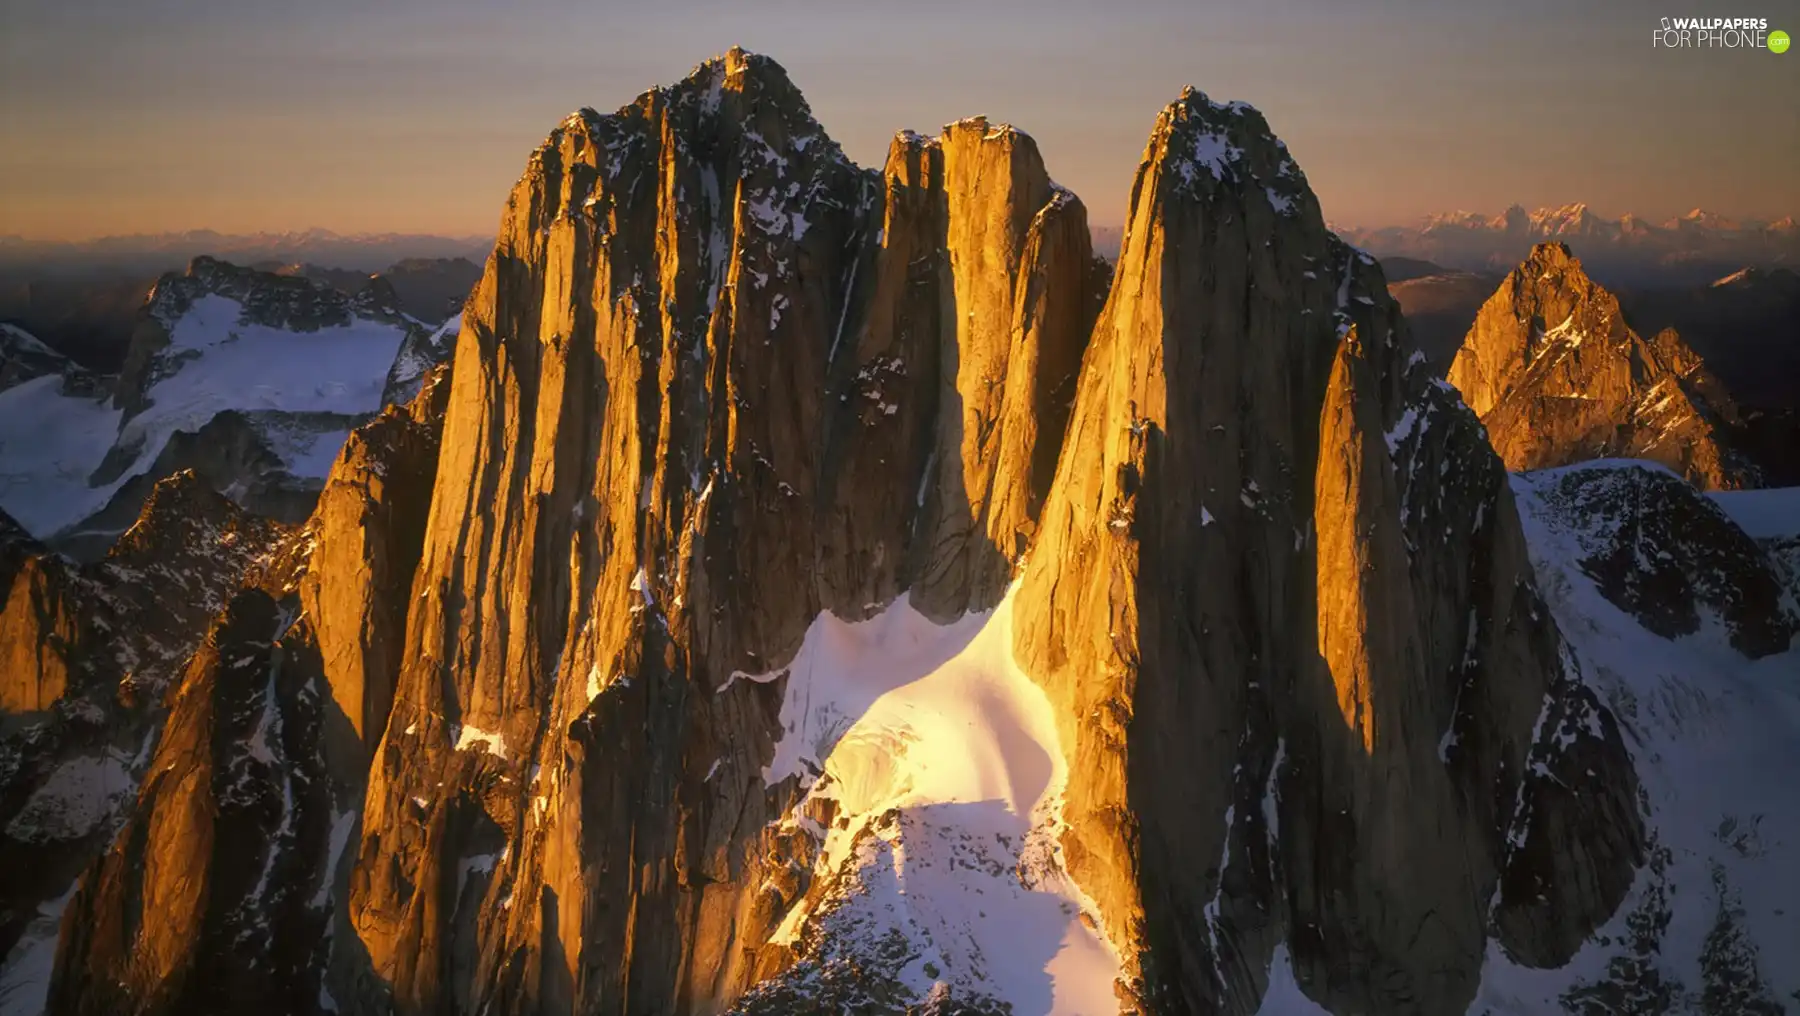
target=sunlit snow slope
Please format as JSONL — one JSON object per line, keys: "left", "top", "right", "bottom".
{"left": 728, "top": 590, "right": 1121, "bottom": 1014}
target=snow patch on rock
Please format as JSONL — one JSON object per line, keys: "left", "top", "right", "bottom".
{"left": 3, "top": 752, "right": 134, "bottom": 845}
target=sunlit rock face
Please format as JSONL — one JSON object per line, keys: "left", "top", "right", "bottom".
{"left": 1447, "top": 242, "right": 1755, "bottom": 490}
{"left": 27, "top": 50, "right": 1662, "bottom": 1016}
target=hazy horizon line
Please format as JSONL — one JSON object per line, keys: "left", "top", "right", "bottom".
{"left": 9, "top": 202, "right": 1797, "bottom": 247}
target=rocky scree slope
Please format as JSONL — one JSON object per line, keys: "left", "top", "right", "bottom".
{"left": 11, "top": 49, "right": 1677, "bottom": 1016}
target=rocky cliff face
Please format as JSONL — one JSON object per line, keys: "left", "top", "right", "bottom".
{"left": 13, "top": 50, "right": 1696, "bottom": 1016}
{"left": 0, "top": 474, "right": 285, "bottom": 1011}
{"left": 45, "top": 365, "right": 452, "bottom": 1016}
{"left": 328, "top": 54, "right": 1639, "bottom": 1016}
{"left": 1004, "top": 93, "right": 1641, "bottom": 1013}
{"left": 340, "top": 50, "right": 1108, "bottom": 1015}
{"left": 1446, "top": 244, "right": 1754, "bottom": 489}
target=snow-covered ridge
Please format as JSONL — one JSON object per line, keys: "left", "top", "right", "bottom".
{"left": 1472, "top": 465, "right": 1800, "bottom": 1011}
{"left": 0, "top": 323, "right": 65, "bottom": 368}
{"left": 116, "top": 292, "right": 405, "bottom": 467}
{"left": 144, "top": 256, "right": 410, "bottom": 334}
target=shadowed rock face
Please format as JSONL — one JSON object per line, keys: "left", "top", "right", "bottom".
{"left": 1009, "top": 92, "right": 1640, "bottom": 1013}
{"left": 1447, "top": 243, "right": 1754, "bottom": 490}
{"left": 33, "top": 50, "right": 1649, "bottom": 1016}
{"left": 0, "top": 475, "right": 285, "bottom": 988}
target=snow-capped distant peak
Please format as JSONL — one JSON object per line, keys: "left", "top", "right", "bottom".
{"left": 0, "top": 258, "right": 451, "bottom": 549}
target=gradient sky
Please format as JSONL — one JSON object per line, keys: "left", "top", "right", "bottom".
{"left": 3, "top": 0, "right": 1797, "bottom": 239}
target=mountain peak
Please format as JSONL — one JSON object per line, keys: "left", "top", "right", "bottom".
{"left": 146, "top": 255, "right": 406, "bottom": 336}
{"left": 1448, "top": 246, "right": 1753, "bottom": 488}
{"left": 1527, "top": 203, "right": 1598, "bottom": 235}
{"left": 1145, "top": 87, "right": 1313, "bottom": 220}
{"left": 28, "top": 50, "right": 1786, "bottom": 1016}
{"left": 696, "top": 45, "right": 808, "bottom": 114}
{"left": 1516, "top": 240, "right": 1585, "bottom": 277}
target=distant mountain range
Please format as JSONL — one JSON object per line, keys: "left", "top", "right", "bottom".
{"left": 1337, "top": 204, "right": 1798, "bottom": 285}
{"left": 0, "top": 229, "right": 492, "bottom": 275}
{"left": 0, "top": 247, "right": 481, "bottom": 374}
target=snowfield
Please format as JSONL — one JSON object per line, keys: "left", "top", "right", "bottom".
{"left": 1709, "top": 485, "right": 1800, "bottom": 541}
{"left": 0, "top": 376, "right": 125, "bottom": 535}
{"left": 735, "top": 467, "right": 1800, "bottom": 1014}
{"left": 735, "top": 589, "right": 1122, "bottom": 1013}
{"left": 112, "top": 293, "right": 405, "bottom": 477}
{"left": 0, "top": 884, "right": 75, "bottom": 1016}
{"left": 0, "top": 292, "right": 410, "bottom": 540}
{"left": 3, "top": 752, "right": 134, "bottom": 845}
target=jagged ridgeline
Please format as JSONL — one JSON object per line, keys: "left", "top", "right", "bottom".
{"left": 43, "top": 48, "right": 1645, "bottom": 1015}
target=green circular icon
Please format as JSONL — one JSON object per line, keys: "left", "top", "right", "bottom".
{"left": 1772, "top": 29, "right": 1791, "bottom": 53}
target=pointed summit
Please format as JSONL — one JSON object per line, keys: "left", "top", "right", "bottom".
{"left": 1139, "top": 88, "right": 1318, "bottom": 224}
{"left": 1447, "top": 243, "right": 1754, "bottom": 488}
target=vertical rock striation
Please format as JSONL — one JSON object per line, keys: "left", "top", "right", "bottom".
{"left": 344, "top": 48, "right": 1103, "bottom": 1016}
{"left": 32, "top": 50, "right": 1653, "bottom": 1016}
{"left": 1007, "top": 92, "right": 1642, "bottom": 1014}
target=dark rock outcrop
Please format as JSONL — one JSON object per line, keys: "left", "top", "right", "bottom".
{"left": 381, "top": 257, "right": 483, "bottom": 324}
{"left": 1515, "top": 462, "right": 1796, "bottom": 657}
{"left": 0, "top": 323, "right": 81, "bottom": 393}
{"left": 58, "top": 410, "right": 335, "bottom": 560}
{"left": 0, "top": 475, "right": 284, "bottom": 993}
